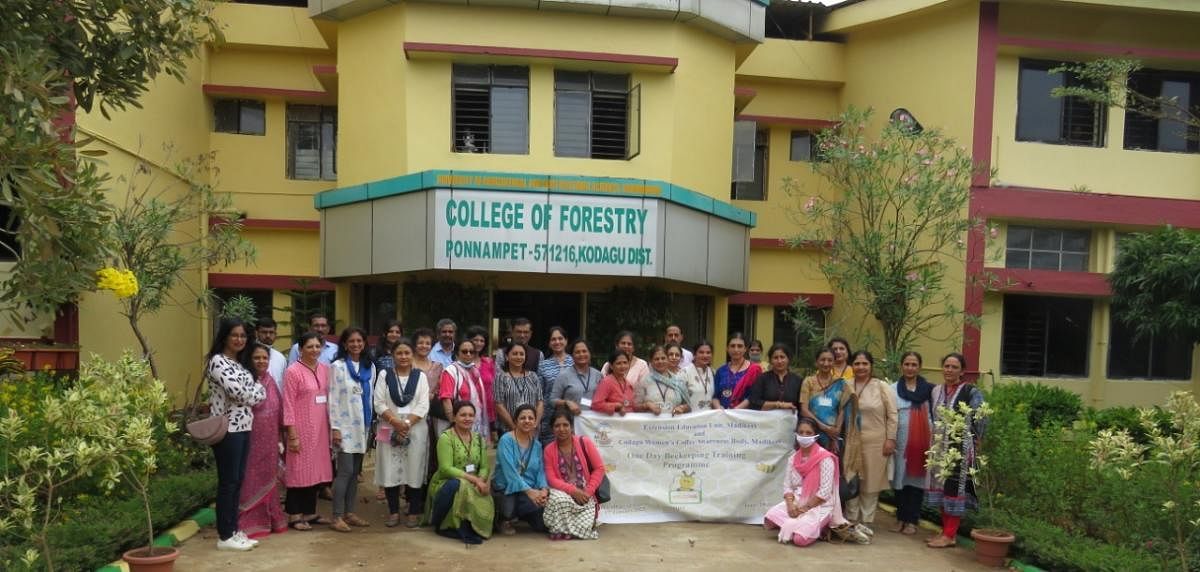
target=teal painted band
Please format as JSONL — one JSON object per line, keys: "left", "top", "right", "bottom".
{"left": 1009, "top": 560, "right": 1045, "bottom": 572}
{"left": 97, "top": 566, "right": 122, "bottom": 572}
{"left": 152, "top": 533, "right": 176, "bottom": 547}
{"left": 314, "top": 169, "right": 757, "bottom": 227}
{"left": 191, "top": 507, "right": 216, "bottom": 528}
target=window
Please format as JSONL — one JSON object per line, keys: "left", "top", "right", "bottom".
{"left": 1016, "top": 59, "right": 1106, "bottom": 147}
{"left": 727, "top": 304, "right": 756, "bottom": 341}
{"left": 1107, "top": 309, "right": 1193, "bottom": 380}
{"left": 554, "top": 71, "right": 639, "bottom": 160}
{"left": 790, "top": 131, "right": 816, "bottom": 162}
{"left": 356, "top": 283, "right": 398, "bottom": 336}
{"left": 1001, "top": 295, "right": 1092, "bottom": 377}
{"left": 213, "top": 288, "right": 274, "bottom": 323}
{"left": 453, "top": 64, "right": 529, "bottom": 154}
{"left": 286, "top": 105, "right": 336, "bottom": 180}
{"left": 213, "top": 99, "right": 265, "bottom": 135}
{"left": 731, "top": 125, "right": 768, "bottom": 201}
{"left": 1005, "top": 225, "right": 1090, "bottom": 271}
{"left": 773, "top": 306, "right": 825, "bottom": 352}
{"left": 1124, "top": 68, "right": 1200, "bottom": 153}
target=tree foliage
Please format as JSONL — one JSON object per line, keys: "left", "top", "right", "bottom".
{"left": 109, "top": 153, "right": 256, "bottom": 378}
{"left": 784, "top": 107, "right": 980, "bottom": 377}
{"left": 1109, "top": 226, "right": 1200, "bottom": 345}
{"left": 0, "top": 0, "right": 218, "bottom": 322}
{"left": 1052, "top": 59, "right": 1200, "bottom": 134}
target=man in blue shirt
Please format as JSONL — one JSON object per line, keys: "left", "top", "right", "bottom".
{"left": 429, "top": 318, "right": 457, "bottom": 366}
{"left": 288, "top": 312, "right": 339, "bottom": 365}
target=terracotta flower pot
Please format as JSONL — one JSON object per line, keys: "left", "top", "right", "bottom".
{"left": 122, "top": 546, "right": 179, "bottom": 572}
{"left": 970, "top": 528, "right": 1016, "bottom": 567}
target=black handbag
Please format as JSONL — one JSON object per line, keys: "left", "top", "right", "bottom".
{"left": 581, "top": 437, "right": 611, "bottom": 504}
{"left": 839, "top": 473, "right": 860, "bottom": 503}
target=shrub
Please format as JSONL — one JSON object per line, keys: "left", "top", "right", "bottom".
{"left": 0, "top": 470, "right": 216, "bottom": 571}
{"left": 987, "top": 510, "right": 1163, "bottom": 572}
{"left": 988, "top": 381, "right": 1084, "bottom": 429}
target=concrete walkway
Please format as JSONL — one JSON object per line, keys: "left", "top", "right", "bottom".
{"left": 176, "top": 483, "right": 990, "bottom": 571}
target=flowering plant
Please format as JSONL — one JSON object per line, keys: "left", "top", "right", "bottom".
{"left": 926, "top": 400, "right": 997, "bottom": 512}
{"left": 1089, "top": 392, "right": 1199, "bottom": 571}
{"left": 95, "top": 267, "right": 139, "bottom": 299}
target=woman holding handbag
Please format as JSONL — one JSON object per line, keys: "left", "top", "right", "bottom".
{"left": 374, "top": 339, "right": 431, "bottom": 528}
{"left": 205, "top": 318, "right": 266, "bottom": 552}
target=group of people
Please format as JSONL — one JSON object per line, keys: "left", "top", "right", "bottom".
{"left": 203, "top": 313, "right": 984, "bottom": 553}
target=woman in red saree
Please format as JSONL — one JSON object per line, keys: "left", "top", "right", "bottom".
{"left": 238, "top": 344, "right": 288, "bottom": 538}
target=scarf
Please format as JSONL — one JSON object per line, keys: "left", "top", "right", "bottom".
{"left": 898, "top": 376, "right": 933, "bottom": 477}
{"left": 451, "top": 361, "right": 488, "bottom": 434}
{"left": 792, "top": 445, "right": 838, "bottom": 505}
{"left": 649, "top": 369, "right": 690, "bottom": 405}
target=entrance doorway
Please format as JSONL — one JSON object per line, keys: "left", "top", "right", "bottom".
{"left": 493, "top": 291, "right": 582, "bottom": 351}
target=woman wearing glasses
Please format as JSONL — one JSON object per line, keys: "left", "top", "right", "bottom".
{"left": 437, "top": 340, "right": 491, "bottom": 441}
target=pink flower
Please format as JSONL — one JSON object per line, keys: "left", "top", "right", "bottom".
{"left": 906, "top": 272, "right": 919, "bottom": 281}
{"left": 803, "top": 197, "right": 817, "bottom": 212}
{"left": 989, "top": 227, "right": 1000, "bottom": 239}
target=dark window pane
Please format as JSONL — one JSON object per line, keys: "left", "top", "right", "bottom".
{"left": 1005, "top": 249, "right": 1030, "bottom": 269}
{"left": 1062, "top": 230, "right": 1090, "bottom": 252}
{"left": 492, "top": 66, "right": 528, "bottom": 87}
{"left": 790, "top": 131, "right": 812, "bottom": 162}
{"left": 592, "top": 72, "right": 627, "bottom": 92}
{"left": 240, "top": 100, "right": 265, "bottom": 135}
{"left": 1002, "top": 295, "right": 1091, "bottom": 377}
{"left": 1060, "top": 253, "right": 1088, "bottom": 272}
{"left": 1108, "top": 309, "right": 1193, "bottom": 380}
{"left": 555, "top": 70, "right": 589, "bottom": 90}
{"left": 1030, "top": 251, "right": 1060, "bottom": 270}
{"left": 453, "top": 64, "right": 490, "bottom": 85}
{"left": 1017, "top": 64, "right": 1064, "bottom": 142}
{"left": 1158, "top": 80, "right": 1191, "bottom": 152}
{"left": 1152, "top": 333, "right": 1193, "bottom": 379}
{"left": 1031, "top": 228, "right": 1061, "bottom": 251}
{"left": 214, "top": 99, "right": 239, "bottom": 133}
{"left": 1006, "top": 226, "right": 1032, "bottom": 249}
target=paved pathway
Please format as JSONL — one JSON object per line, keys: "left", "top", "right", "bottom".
{"left": 175, "top": 480, "right": 990, "bottom": 571}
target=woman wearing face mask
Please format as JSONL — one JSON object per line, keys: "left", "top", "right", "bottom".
{"left": 843, "top": 350, "right": 897, "bottom": 538}
{"left": 636, "top": 345, "right": 691, "bottom": 416}
{"left": 745, "top": 344, "right": 802, "bottom": 411}
{"left": 890, "top": 351, "right": 933, "bottom": 535}
{"left": 682, "top": 341, "right": 715, "bottom": 412}
{"left": 748, "top": 340, "right": 765, "bottom": 364}
{"left": 763, "top": 418, "right": 866, "bottom": 546}
{"left": 714, "top": 333, "right": 761, "bottom": 409}
{"left": 600, "top": 330, "right": 649, "bottom": 388}
{"left": 438, "top": 340, "right": 491, "bottom": 440}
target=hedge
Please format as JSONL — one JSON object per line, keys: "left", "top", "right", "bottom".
{"left": 0, "top": 469, "right": 216, "bottom": 572}
{"left": 987, "top": 509, "right": 1163, "bottom": 571}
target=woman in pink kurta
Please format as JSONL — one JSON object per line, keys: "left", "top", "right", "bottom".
{"left": 282, "top": 332, "right": 333, "bottom": 530}
{"left": 239, "top": 344, "right": 288, "bottom": 538}
{"left": 764, "top": 418, "right": 858, "bottom": 547}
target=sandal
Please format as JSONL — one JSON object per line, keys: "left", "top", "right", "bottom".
{"left": 288, "top": 520, "right": 313, "bottom": 531}
{"left": 331, "top": 518, "right": 353, "bottom": 533}
{"left": 405, "top": 515, "right": 422, "bottom": 529}
{"left": 345, "top": 514, "right": 371, "bottom": 527}
{"left": 902, "top": 524, "right": 918, "bottom": 535}
{"left": 927, "top": 535, "right": 956, "bottom": 548}
{"left": 305, "top": 515, "right": 333, "bottom": 525}
{"left": 385, "top": 514, "right": 402, "bottom": 528}
{"left": 888, "top": 522, "right": 905, "bottom": 533}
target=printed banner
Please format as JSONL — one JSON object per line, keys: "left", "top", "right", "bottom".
{"left": 433, "top": 189, "right": 658, "bottom": 275}
{"left": 575, "top": 409, "right": 796, "bottom": 524}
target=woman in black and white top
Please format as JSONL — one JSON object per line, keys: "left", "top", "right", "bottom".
{"left": 206, "top": 318, "right": 266, "bottom": 552}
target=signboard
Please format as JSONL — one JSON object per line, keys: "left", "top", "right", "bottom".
{"left": 433, "top": 189, "right": 658, "bottom": 275}
{"left": 575, "top": 409, "right": 795, "bottom": 524}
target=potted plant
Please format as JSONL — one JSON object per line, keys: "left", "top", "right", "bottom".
{"left": 927, "top": 399, "right": 1014, "bottom": 567}
{"left": 120, "top": 464, "right": 180, "bottom": 572}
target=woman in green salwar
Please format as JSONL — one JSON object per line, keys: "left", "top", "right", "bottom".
{"left": 425, "top": 400, "right": 495, "bottom": 544}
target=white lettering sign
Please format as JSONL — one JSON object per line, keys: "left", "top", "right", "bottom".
{"left": 433, "top": 189, "right": 658, "bottom": 275}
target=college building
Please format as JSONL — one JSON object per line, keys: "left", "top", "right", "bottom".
{"left": 4, "top": 0, "right": 1198, "bottom": 407}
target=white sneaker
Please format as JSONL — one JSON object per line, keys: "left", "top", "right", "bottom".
{"left": 234, "top": 531, "right": 260, "bottom": 546}
{"left": 217, "top": 535, "right": 255, "bottom": 551}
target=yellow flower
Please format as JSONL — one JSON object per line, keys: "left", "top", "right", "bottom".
{"left": 96, "top": 268, "right": 139, "bottom": 299}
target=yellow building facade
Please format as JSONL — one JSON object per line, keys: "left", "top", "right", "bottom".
{"left": 21, "top": 0, "right": 1197, "bottom": 406}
